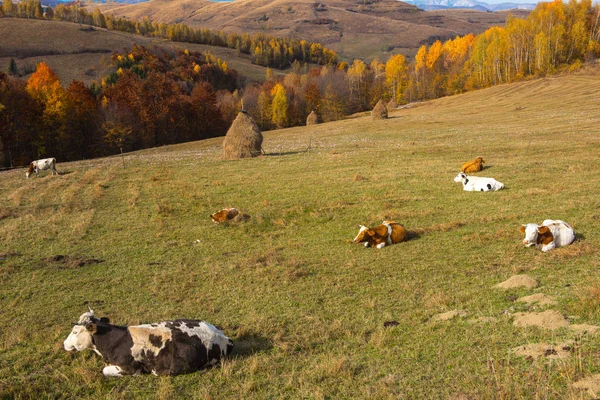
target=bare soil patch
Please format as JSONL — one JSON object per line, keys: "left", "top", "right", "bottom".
{"left": 432, "top": 310, "right": 468, "bottom": 321}
{"left": 516, "top": 293, "right": 557, "bottom": 307}
{"left": 512, "top": 310, "right": 569, "bottom": 330}
{"left": 495, "top": 275, "right": 538, "bottom": 289}
{"left": 572, "top": 374, "right": 600, "bottom": 397}
{"left": 511, "top": 341, "right": 574, "bottom": 360}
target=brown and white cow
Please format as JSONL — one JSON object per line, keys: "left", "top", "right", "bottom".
{"left": 210, "top": 208, "right": 239, "bottom": 224}
{"left": 63, "top": 309, "right": 233, "bottom": 377}
{"left": 520, "top": 219, "right": 575, "bottom": 252}
{"left": 26, "top": 158, "right": 58, "bottom": 178}
{"left": 353, "top": 221, "right": 408, "bottom": 248}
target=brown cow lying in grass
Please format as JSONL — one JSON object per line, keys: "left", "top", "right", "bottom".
{"left": 354, "top": 221, "right": 408, "bottom": 248}
{"left": 210, "top": 208, "right": 239, "bottom": 224}
{"left": 461, "top": 156, "right": 485, "bottom": 173}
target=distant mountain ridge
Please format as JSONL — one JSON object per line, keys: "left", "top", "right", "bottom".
{"left": 404, "top": 0, "right": 536, "bottom": 11}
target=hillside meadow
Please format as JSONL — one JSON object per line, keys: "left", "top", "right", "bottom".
{"left": 0, "top": 19, "right": 279, "bottom": 85}
{"left": 1, "top": 67, "right": 600, "bottom": 398}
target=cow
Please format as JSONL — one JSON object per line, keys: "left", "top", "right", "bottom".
{"left": 26, "top": 158, "right": 58, "bottom": 178}
{"left": 63, "top": 308, "right": 233, "bottom": 377}
{"left": 461, "top": 156, "right": 485, "bottom": 173}
{"left": 353, "top": 221, "right": 408, "bottom": 248}
{"left": 210, "top": 208, "right": 239, "bottom": 224}
{"left": 454, "top": 172, "right": 504, "bottom": 192}
{"left": 520, "top": 219, "right": 575, "bottom": 252}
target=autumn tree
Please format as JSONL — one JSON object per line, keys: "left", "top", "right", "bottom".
{"left": 270, "top": 83, "right": 288, "bottom": 128}
{"left": 385, "top": 54, "right": 408, "bottom": 104}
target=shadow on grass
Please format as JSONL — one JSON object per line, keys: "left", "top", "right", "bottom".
{"left": 406, "top": 230, "right": 421, "bottom": 241}
{"left": 232, "top": 332, "right": 273, "bottom": 357}
{"left": 264, "top": 150, "right": 307, "bottom": 157}
{"left": 575, "top": 232, "right": 586, "bottom": 241}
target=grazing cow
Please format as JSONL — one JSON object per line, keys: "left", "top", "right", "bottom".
{"left": 63, "top": 309, "right": 233, "bottom": 377}
{"left": 210, "top": 208, "right": 239, "bottom": 224}
{"left": 520, "top": 219, "right": 575, "bottom": 252}
{"left": 26, "top": 158, "right": 58, "bottom": 178}
{"left": 354, "top": 221, "right": 408, "bottom": 248}
{"left": 454, "top": 172, "right": 504, "bottom": 192}
{"left": 461, "top": 156, "right": 485, "bottom": 173}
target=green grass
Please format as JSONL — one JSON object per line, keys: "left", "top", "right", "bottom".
{"left": 2, "top": 67, "right": 600, "bottom": 398}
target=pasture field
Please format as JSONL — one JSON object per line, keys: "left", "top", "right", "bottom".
{"left": 2, "top": 68, "right": 600, "bottom": 398}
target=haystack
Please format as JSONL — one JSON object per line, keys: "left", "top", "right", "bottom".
{"left": 387, "top": 98, "right": 397, "bottom": 111}
{"left": 371, "top": 99, "right": 388, "bottom": 120}
{"left": 306, "top": 110, "right": 319, "bottom": 126}
{"left": 222, "top": 111, "right": 263, "bottom": 160}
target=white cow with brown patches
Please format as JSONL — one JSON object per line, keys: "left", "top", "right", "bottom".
{"left": 26, "top": 158, "right": 58, "bottom": 178}
{"left": 354, "top": 221, "right": 408, "bottom": 248}
{"left": 63, "top": 308, "right": 233, "bottom": 376}
{"left": 520, "top": 219, "right": 575, "bottom": 252}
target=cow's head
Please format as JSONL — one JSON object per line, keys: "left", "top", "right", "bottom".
{"left": 520, "top": 223, "right": 550, "bottom": 247}
{"left": 454, "top": 172, "right": 467, "bottom": 183}
{"left": 63, "top": 308, "right": 109, "bottom": 352}
{"left": 354, "top": 225, "right": 374, "bottom": 246}
{"left": 476, "top": 156, "right": 485, "bottom": 163}
{"left": 26, "top": 163, "right": 35, "bottom": 179}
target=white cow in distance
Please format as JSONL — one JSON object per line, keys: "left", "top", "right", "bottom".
{"left": 26, "top": 158, "right": 58, "bottom": 178}
{"left": 454, "top": 172, "right": 504, "bottom": 192}
{"left": 520, "top": 219, "right": 575, "bottom": 252}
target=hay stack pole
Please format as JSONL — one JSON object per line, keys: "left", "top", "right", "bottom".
{"left": 222, "top": 111, "right": 263, "bottom": 160}
{"left": 306, "top": 110, "right": 319, "bottom": 126}
{"left": 371, "top": 99, "right": 388, "bottom": 120}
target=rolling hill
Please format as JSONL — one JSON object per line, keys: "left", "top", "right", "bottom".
{"left": 83, "top": 0, "right": 530, "bottom": 61}
{"left": 1, "top": 63, "right": 600, "bottom": 398}
{"left": 0, "top": 18, "right": 279, "bottom": 85}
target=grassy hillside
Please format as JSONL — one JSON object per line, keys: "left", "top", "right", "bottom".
{"left": 1, "top": 66, "right": 600, "bottom": 398}
{"left": 85, "top": 0, "right": 529, "bottom": 61}
{"left": 0, "top": 18, "right": 278, "bottom": 85}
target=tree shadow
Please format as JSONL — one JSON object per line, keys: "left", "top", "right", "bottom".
{"left": 232, "top": 332, "right": 273, "bottom": 357}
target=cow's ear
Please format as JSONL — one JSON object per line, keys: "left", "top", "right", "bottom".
{"left": 99, "top": 317, "right": 110, "bottom": 324}
{"left": 85, "top": 323, "right": 97, "bottom": 334}
{"left": 538, "top": 226, "right": 550, "bottom": 234}
{"left": 367, "top": 229, "right": 375, "bottom": 236}
{"left": 519, "top": 225, "right": 526, "bottom": 234}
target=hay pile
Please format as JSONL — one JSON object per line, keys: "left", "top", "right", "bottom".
{"left": 222, "top": 111, "right": 263, "bottom": 160}
{"left": 306, "top": 110, "right": 319, "bottom": 126}
{"left": 387, "top": 99, "right": 397, "bottom": 111}
{"left": 371, "top": 99, "right": 388, "bottom": 120}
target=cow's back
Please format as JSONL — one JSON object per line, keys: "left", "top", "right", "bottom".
{"left": 129, "top": 320, "right": 233, "bottom": 376}
{"left": 544, "top": 220, "right": 575, "bottom": 247}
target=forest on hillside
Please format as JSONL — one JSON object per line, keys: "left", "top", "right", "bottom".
{"left": 1, "top": 0, "right": 599, "bottom": 167}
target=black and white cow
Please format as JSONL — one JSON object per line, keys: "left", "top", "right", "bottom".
{"left": 63, "top": 309, "right": 233, "bottom": 377}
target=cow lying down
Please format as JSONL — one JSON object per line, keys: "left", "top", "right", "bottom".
{"left": 520, "top": 219, "right": 575, "bottom": 252}
{"left": 64, "top": 309, "right": 233, "bottom": 377}
{"left": 454, "top": 172, "right": 504, "bottom": 192}
{"left": 354, "top": 221, "right": 408, "bottom": 248}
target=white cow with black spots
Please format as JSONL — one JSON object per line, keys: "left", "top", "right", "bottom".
{"left": 454, "top": 172, "right": 504, "bottom": 192}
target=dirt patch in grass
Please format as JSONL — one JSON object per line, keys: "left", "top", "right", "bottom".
{"left": 511, "top": 341, "right": 574, "bottom": 360}
{"left": 569, "top": 324, "right": 600, "bottom": 335}
{"left": 571, "top": 374, "right": 600, "bottom": 396}
{"left": 512, "top": 310, "right": 569, "bottom": 329}
{"left": 43, "top": 255, "right": 104, "bottom": 269}
{"left": 495, "top": 275, "right": 538, "bottom": 289}
{"left": 0, "top": 251, "right": 21, "bottom": 260}
{"left": 517, "top": 293, "right": 557, "bottom": 307}
{"left": 432, "top": 310, "right": 468, "bottom": 321}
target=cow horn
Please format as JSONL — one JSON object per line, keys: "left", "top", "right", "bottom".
{"left": 87, "top": 305, "right": 94, "bottom": 314}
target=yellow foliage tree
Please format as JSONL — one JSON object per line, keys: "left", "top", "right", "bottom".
{"left": 270, "top": 83, "right": 288, "bottom": 128}
{"left": 385, "top": 54, "right": 408, "bottom": 103}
